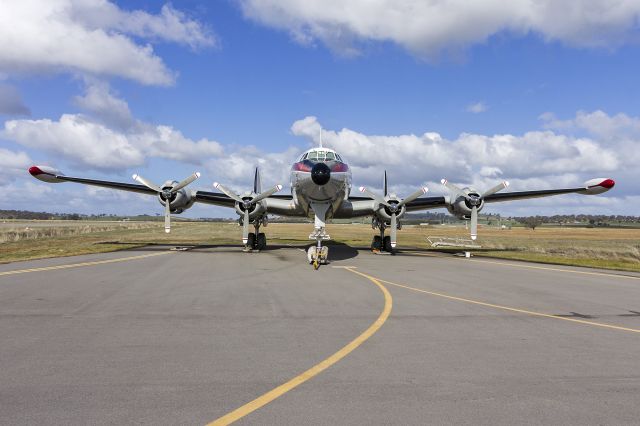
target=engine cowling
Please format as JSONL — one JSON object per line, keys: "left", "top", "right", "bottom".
{"left": 374, "top": 196, "right": 407, "bottom": 223}
{"left": 158, "top": 181, "right": 195, "bottom": 214}
{"left": 446, "top": 190, "right": 485, "bottom": 219}
{"left": 234, "top": 194, "right": 266, "bottom": 219}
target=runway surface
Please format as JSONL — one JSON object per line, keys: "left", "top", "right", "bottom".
{"left": 1, "top": 244, "right": 639, "bottom": 425}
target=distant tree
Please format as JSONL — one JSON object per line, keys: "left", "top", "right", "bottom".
{"left": 518, "top": 216, "right": 544, "bottom": 230}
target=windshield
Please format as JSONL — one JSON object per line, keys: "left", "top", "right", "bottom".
{"left": 302, "top": 150, "right": 341, "bottom": 162}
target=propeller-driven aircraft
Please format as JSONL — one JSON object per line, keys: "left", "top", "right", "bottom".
{"left": 29, "top": 142, "right": 615, "bottom": 269}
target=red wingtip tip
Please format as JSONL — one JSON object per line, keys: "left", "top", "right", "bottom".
{"left": 28, "top": 166, "right": 42, "bottom": 176}
{"left": 599, "top": 178, "right": 615, "bottom": 189}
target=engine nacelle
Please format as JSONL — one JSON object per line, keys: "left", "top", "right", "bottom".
{"left": 234, "top": 197, "right": 266, "bottom": 220}
{"left": 446, "top": 191, "right": 485, "bottom": 219}
{"left": 158, "top": 185, "right": 195, "bottom": 214}
{"left": 374, "top": 198, "right": 407, "bottom": 223}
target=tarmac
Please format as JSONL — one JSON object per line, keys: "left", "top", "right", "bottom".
{"left": 1, "top": 243, "right": 639, "bottom": 425}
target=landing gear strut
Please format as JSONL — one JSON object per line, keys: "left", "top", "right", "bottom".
{"left": 244, "top": 215, "right": 267, "bottom": 251}
{"left": 308, "top": 202, "right": 330, "bottom": 269}
{"left": 371, "top": 217, "right": 394, "bottom": 253}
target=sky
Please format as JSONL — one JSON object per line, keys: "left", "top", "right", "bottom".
{"left": 1, "top": 0, "right": 639, "bottom": 218}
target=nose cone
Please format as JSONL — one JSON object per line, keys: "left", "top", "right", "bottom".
{"left": 311, "top": 162, "right": 331, "bottom": 186}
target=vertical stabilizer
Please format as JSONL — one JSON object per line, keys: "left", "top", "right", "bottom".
{"left": 253, "top": 167, "right": 262, "bottom": 193}
{"left": 383, "top": 170, "right": 388, "bottom": 197}
{"left": 319, "top": 128, "right": 323, "bottom": 148}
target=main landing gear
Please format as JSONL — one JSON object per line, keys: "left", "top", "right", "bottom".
{"left": 370, "top": 217, "right": 395, "bottom": 253}
{"left": 243, "top": 215, "right": 267, "bottom": 251}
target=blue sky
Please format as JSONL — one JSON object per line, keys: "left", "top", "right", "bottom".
{"left": 1, "top": 1, "right": 638, "bottom": 217}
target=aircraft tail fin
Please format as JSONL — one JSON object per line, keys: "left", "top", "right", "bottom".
{"left": 253, "top": 166, "right": 262, "bottom": 194}
{"left": 383, "top": 170, "right": 388, "bottom": 197}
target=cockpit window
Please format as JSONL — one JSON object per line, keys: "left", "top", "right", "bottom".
{"left": 302, "top": 150, "right": 342, "bottom": 162}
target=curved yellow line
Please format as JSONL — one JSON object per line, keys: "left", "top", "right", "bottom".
{"left": 208, "top": 267, "right": 392, "bottom": 425}
{"left": 378, "top": 278, "right": 640, "bottom": 334}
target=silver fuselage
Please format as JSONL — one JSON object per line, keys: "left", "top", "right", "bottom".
{"left": 289, "top": 151, "right": 352, "bottom": 219}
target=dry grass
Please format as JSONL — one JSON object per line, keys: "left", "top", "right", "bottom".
{"left": 0, "top": 221, "right": 158, "bottom": 243}
{"left": 1, "top": 221, "right": 639, "bottom": 272}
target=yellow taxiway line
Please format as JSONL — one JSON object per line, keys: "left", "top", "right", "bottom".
{"left": 208, "top": 267, "right": 392, "bottom": 425}
{"left": 376, "top": 277, "right": 640, "bottom": 334}
{"left": 0, "top": 251, "right": 174, "bottom": 277}
{"left": 405, "top": 251, "right": 640, "bottom": 281}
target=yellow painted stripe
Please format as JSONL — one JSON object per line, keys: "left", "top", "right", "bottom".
{"left": 377, "top": 277, "right": 640, "bottom": 334}
{"left": 208, "top": 267, "right": 392, "bottom": 425}
{"left": 405, "top": 251, "right": 640, "bottom": 281}
{"left": 0, "top": 251, "right": 173, "bottom": 277}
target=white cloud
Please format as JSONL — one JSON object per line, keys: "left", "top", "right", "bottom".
{"left": 0, "top": 84, "right": 30, "bottom": 116}
{"left": 3, "top": 83, "right": 224, "bottom": 171}
{"left": 467, "top": 102, "right": 488, "bottom": 114}
{"left": 0, "top": 147, "right": 32, "bottom": 182}
{"left": 73, "top": 81, "right": 134, "bottom": 129}
{"left": 0, "top": 0, "right": 215, "bottom": 85}
{"left": 239, "top": 0, "right": 640, "bottom": 59}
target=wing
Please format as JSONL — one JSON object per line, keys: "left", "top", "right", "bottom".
{"left": 404, "top": 196, "right": 448, "bottom": 212}
{"left": 29, "top": 165, "right": 292, "bottom": 211}
{"left": 402, "top": 178, "right": 615, "bottom": 212}
{"left": 29, "top": 166, "right": 157, "bottom": 195}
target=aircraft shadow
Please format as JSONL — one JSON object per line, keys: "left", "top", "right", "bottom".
{"left": 97, "top": 241, "right": 360, "bottom": 261}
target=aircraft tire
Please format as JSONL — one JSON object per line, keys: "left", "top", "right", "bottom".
{"left": 256, "top": 233, "right": 267, "bottom": 250}
{"left": 383, "top": 236, "right": 392, "bottom": 252}
{"left": 247, "top": 232, "right": 256, "bottom": 249}
{"left": 371, "top": 235, "right": 382, "bottom": 251}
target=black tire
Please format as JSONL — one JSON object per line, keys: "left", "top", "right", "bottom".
{"left": 383, "top": 236, "right": 393, "bottom": 252}
{"left": 256, "top": 233, "right": 267, "bottom": 250}
{"left": 246, "top": 232, "right": 256, "bottom": 249}
{"left": 371, "top": 235, "right": 382, "bottom": 251}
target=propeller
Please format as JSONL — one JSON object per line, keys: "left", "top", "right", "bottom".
{"left": 441, "top": 179, "right": 509, "bottom": 240}
{"left": 132, "top": 172, "right": 200, "bottom": 233}
{"left": 359, "top": 185, "right": 428, "bottom": 248}
{"left": 213, "top": 181, "right": 282, "bottom": 245}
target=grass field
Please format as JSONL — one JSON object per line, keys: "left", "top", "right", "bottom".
{"left": 1, "top": 220, "right": 639, "bottom": 272}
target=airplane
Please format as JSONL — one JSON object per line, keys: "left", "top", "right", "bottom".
{"left": 28, "top": 143, "right": 615, "bottom": 269}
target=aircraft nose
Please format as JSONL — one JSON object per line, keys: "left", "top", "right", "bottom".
{"left": 311, "top": 162, "right": 331, "bottom": 186}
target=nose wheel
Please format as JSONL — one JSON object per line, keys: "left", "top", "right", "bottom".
{"left": 308, "top": 245, "right": 329, "bottom": 269}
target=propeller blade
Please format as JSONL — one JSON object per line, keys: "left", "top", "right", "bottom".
{"left": 252, "top": 184, "right": 283, "bottom": 203}
{"left": 359, "top": 186, "right": 387, "bottom": 206}
{"left": 164, "top": 198, "right": 171, "bottom": 233}
{"left": 470, "top": 206, "right": 478, "bottom": 240}
{"left": 172, "top": 172, "right": 201, "bottom": 192}
{"left": 441, "top": 178, "right": 462, "bottom": 194}
{"left": 213, "top": 182, "right": 243, "bottom": 203}
{"left": 482, "top": 180, "right": 509, "bottom": 198}
{"left": 397, "top": 187, "right": 429, "bottom": 208}
{"left": 132, "top": 174, "right": 162, "bottom": 192}
{"left": 390, "top": 213, "right": 397, "bottom": 248}
{"left": 242, "top": 209, "right": 249, "bottom": 245}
